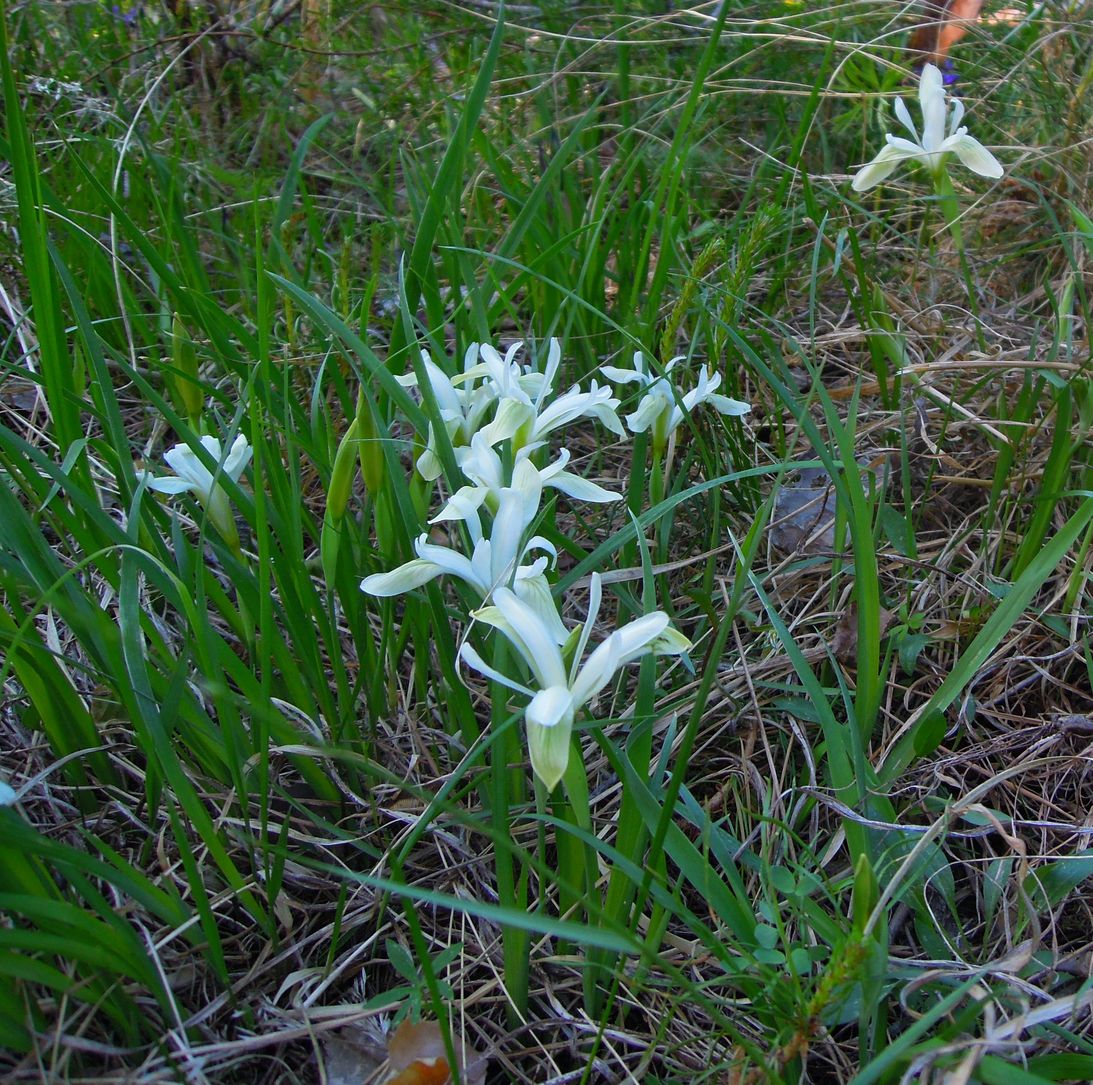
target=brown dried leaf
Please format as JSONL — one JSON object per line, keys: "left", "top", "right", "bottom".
{"left": 770, "top": 467, "right": 838, "bottom": 554}
{"left": 771, "top": 460, "right": 892, "bottom": 555}
{"left": 832, "top": 606, "right": 896, "bottom": 665}
{"left": 388, "top": 1020, "right": 448, "bottom": 1075}
{"left": 320, "top": 1022, "right": 387, "bottom": 1085}
{"left": 387, "top": 1019, "right": 486, "bottom": 1085}
{"left": 321, "top": 1017, "right": 487, "bottom": 1085}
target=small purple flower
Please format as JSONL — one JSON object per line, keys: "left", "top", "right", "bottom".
{"left": 913, "top": 58, "right": 959, "bottom": 90}
{"left": 109, "top": 3, "right": 140, "bottom": 27}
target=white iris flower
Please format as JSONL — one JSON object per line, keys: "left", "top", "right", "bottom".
{"left": 361, "top": 478, "right": 569, "bottom": 643}
{"left": 146, "top": 434, "right": 251, "bottom": 544}
{"left": 460, "top": 572, "right": 691, "bottom": 791}
{"left": 602, "top": 352, "right": 750, "bottom": 449}
{"left": 851, "top": 63, "right": 1004, "bottom": 193}
{"left": 432, "top": 432, "right": 622, "bottom": 527}
{"left": 397, "top": 345, "right": 498, "bottom": 481}
{"left": 476, "top": 338, "right": 625, "bottom": 452}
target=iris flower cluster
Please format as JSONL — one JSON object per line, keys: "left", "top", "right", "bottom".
{"left": 362, "top": 338, "right": 747, "bottom": 790}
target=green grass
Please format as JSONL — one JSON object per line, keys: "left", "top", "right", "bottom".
{"left": 2, "top": 0, "right": 1093, "bottom": 1081}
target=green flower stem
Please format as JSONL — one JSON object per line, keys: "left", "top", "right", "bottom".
{"left": 228, "top": 539, "right": 256, "bottom": 657}
{"left": 648, "top": 447, "right": 665, "bottom": 512}
{"left": 933, "top": 167, "right": 987, "bottom": 351}
{"left": 560, "top": 735, "right": 602, "bottom": 1011}
{"left": 489, "top": 640, "right": 530, "bottom": 1018}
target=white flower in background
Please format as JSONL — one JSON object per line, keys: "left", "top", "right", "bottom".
{"left": 470, "top": 339, "right": 553, "bottom": 406}
{"left": 476, "top": 338, "right": 625, "bottom": 452}
{"left": 602, "top": 352, "right": 750, "bottom": 448}
{"left": 0, "top": 778, "right": 16, "bottom": 806}
{"left": 481, "top": 380, "right": 626, "bottom": 451}
{"left": 361, "top": 480, "right": 569, "bottom": 643}
{"left": 433, "top": 432, "right": 622, "bottom": 526}
{"left": 460, "top": 572, "right": 691, "bottom": 791}
{"left": 397, "top": 345, "right": 498, "bottom": 480}
{"left": 851, "top": 63, "right": 1004, "bottom": 192}
{"left": 147, "top": 433, "right": 251, "bottom": 544}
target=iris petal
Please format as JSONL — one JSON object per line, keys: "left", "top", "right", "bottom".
{"left": 944, "top": 133, "right": 1004, "bottom": 179}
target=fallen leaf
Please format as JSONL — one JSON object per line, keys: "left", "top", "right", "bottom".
{"left": 386, "top": 1018, "right": 486, "bottom": 1085}
{"left": 832, "top": 606, "right": 896, "bottom": 665}
{"left": 320, "top": 1022, "right": 387, "bottom": 1085}
{"left": 771, "top": 460, "right": 892, "bottom": 555}
{"left": 388, "top": 1019, "right": 448, "bottom": 1074}
{"left": 770, "top": 467, "right": 837, "bottom": 554}
{"left": 386, "top": 1059, "right": 450, "bottom": 1085}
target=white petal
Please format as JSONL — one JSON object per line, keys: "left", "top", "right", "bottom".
{"left": 948, "top": 96, "right": 965, "bottom": 137}
{"left": 413, "top": 539, "right": 483, "bottom": 591}
{"left": 570, "top": 611, "right": 672, "bottom": 708}
{"left": 625, "top": 388, "right": 670, "bottom": 434}
{"left": 415, "top": 439, "right": 444, "bottom": 481}
{"left": 522, "top": 534, "right": 558, "bottom": 566}
{"left": 431, "top": 485, "right": 488, "bottom": 525}
{"left": 484, "top": 588, "right": 568, "bottom": 689}
{"left": 361, "top": 558, "right": 444, "bottom": 596}
{"left": 0, "top": 780, "right": 16, "bottom": 806}
{"left": 510, "top": 457, "right": 545, "bottom": 509}
{"left": 459, "top": 641, "right": 534, "bottom": 697}
{"left": 478, "top": 397, "right": 533, "bottom": 447}
{"left": 538, "top": 338, "right": 562, "bottom": 404}
{"left": 527, "top": 686, "right": 575, "bottom": 730}
{"left": 472, "top": 538, "right": 505, "bottom": 597}
{"left": 601, "top": 365, "right": 650, "bottom": 387}
{"left": 536, "top": 450, "right": 620, "bottom": 502}
{"left": 487, "top": 494, "right": 534, "bottom": 589}
{"left": 706, "top": 393, "right": 752, "bottom": 417}
{"left": 163, "top": 444, "right": 213, "bottom": 496}
{"left": 918, "top": 63, "right": 947, "bottom": 151}
{"left": 222, "top": 434, "right": 252, "bottom": 481}
{"left": 545, "top": 470, "right": 622, "bottom": 503}
{"left": 532, "top": 384, "right": 620, "bottom": 440}
{"left": 886, "top": 136, "right": 928, "bottom": 155}
{"left": 462, "top": 385, "right": 500, "bottom": 438}
{"left": 944, "top": 133, "right": 1004, "bottom": 179}
{"left": 582, "top": 381, "right": 626, "bottom": 436}
{"left": 851, "top": 140, "right": 923, "bottom": 192}
{"left": 460, "top": 342, "right": 481, "bottom": 376}
{"left": 893, "top": 97, "right": 918, "bottom": 143}
{"left": 458, "top": 431, "right": 504, "bottom": 489}
{"left": 513, "top": 573, "right": 569, "bottom": 645}
{"left": 526, "top": 698, "right": 575, "bottom": 792}
{"left": 650, "top": 625, "right": 691, "bottom": 656}
{"left": 146, "top": 476, "right": 195, "bottom": 495}
{"left": 570, "top": 570, "right": 602, "bottom": 686}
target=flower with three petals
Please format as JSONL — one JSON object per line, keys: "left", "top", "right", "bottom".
{"left": 146, "top": 433, "right": 251, "bottom": 545}
{"left": 360, "top": 478, "right": 569, "bottom": 644}
{"left": 460, "top": 572, "right": 691, "bottom": 791}
{"left": 851, "top": 63, "right": 1004, "bottom": 192}
{"left": 602, "top": 352, "right": 751, "bottom": 450}
{"left": 433, "top": 432, "right": 622, "bottom": 527}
